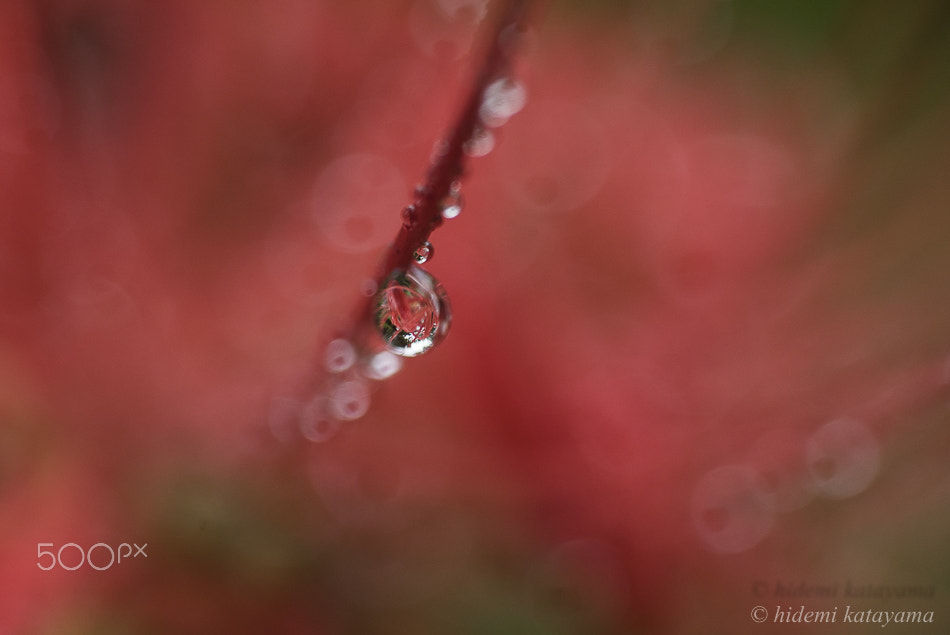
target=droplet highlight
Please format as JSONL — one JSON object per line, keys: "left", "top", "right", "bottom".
{"left": 363, "top": 351, "right": 404, "bottom": 380}
{"left": 439, "top": 189, "right": 463, "bottom": 220}
{"left": 463, "top": 126, "right": 494, "bottom": 157}
{"left": 479, "top": 77, "right": 527, "bottom": 128}
{"left": 412, "top": 241, "right": 434, "bottom": 264}
{"left": 374, "top": 266, "right": 451, "bottom": 357}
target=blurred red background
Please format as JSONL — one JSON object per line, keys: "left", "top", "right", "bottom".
{"left": 2, "top": 0, "right": 949, "bottom": 633}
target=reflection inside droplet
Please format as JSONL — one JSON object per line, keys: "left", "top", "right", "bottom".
{"left": 374, "top": 266, "right": 451, "bottom": 357}
{"left": 412, "top": 241, "right": 434, "bottom": 264}
{"left": 805, "top": 418, "right": 880, "bottom": 499}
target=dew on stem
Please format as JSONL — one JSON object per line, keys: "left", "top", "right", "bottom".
{"left": 439, "top": 189, "right": 464, "bottom": 219}
{"left": 401, "top": 204, "right": 419, "bottom": 230}
{"left": 479, "top": 77, "right": 527, "bottom": 127}
{"left": 289, "top": 0, "right": 530, "bottom": 436}
{"left": 412, "top": 241, "right": 434, "bottom": 264}
{"left": 463, "top": 125, "right": 495, "bottom": 157}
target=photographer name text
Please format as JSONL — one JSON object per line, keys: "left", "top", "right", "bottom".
{"left": 750, "top": 605, "right": 935, "bottom": 626}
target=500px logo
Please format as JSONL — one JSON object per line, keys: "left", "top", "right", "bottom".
{"left": 37, "top": 542, "right": 147, "bottom": 571}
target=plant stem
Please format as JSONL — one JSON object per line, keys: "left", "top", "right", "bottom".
{"left": 347, "top": 0, "right": 532, "bottom": 345}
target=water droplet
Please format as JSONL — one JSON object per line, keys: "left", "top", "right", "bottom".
{"left": 439, "top": 190, "right": 463, "bottom": 220}
{"left": 364, "top": 351, "right": 404, "bottom": 380}
{"left": 463, "top": 126, "right": 494, "bottom": 157}
{"left": 374, "top": 266, "right": 451, "bottom": 357}
{"left": 412, "top": 241, "right": 434, "bottom": 264}
{"left": 430, "top": 139, "right": 449, "bottom": 161}
{"left": 401, "top": 204, "right": 419, "bottom": 229}
{"left": 300, "top": 398, "right": 342, "bottom": 442}
{"left": 324, "top": 338, "right": 357, "bottom": 373}
{"left": 479, "top": 78, "right": 527, "bottom": 128}
{"left": 691, "top": 465, "right": 775, "bottom": 554}
{"left": 328, "top": 379, "right": 371, "bottom": 421}
{"left": 805, "top": 418, "right": 880, "bottom": 499}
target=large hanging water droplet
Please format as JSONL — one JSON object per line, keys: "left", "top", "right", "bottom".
{"left": 412, "top": 241, "right": 434, "bottom": 264}
{"left": 374, "top": 266, "right": 451, "bottom": 357}
{"left": 479, "top": 77, "right": 527, "bottom": 128}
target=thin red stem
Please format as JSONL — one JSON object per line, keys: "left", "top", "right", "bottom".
{"left": 347, "top": 0, "right": 532, "bottom": 343}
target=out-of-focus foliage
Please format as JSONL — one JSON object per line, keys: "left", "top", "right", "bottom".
{"left": 1, "top": 1, "right": 949, "bottom": 633}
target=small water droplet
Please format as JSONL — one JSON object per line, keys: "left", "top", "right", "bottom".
{"left": 430, "top": 139, "right": 449, "bottom": 161}
{"left": 401, "top": 204, "right": 419, "bottom": 229}
{"left": 439, "top": 190, "right": 464, "bottom": 220}
{"left": 374, "top": 266, "right": 451, "bottom": 357}
{"left": 328, "top": 379, "right": 371, "bottom": 421}
{"left": 479, "top": 78, "right": 527, "bottom": 128}
{"left": 363, "top": 351, "right": 404, "bottom": 380}
{"left": 463, "top": 126, "right": 494, "bottom": 157}
{"left": 412, "top": 241, "right": 434, "bottom": 264}
{"left": 324, "top": 338, "right": 357, "bottom": 373}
